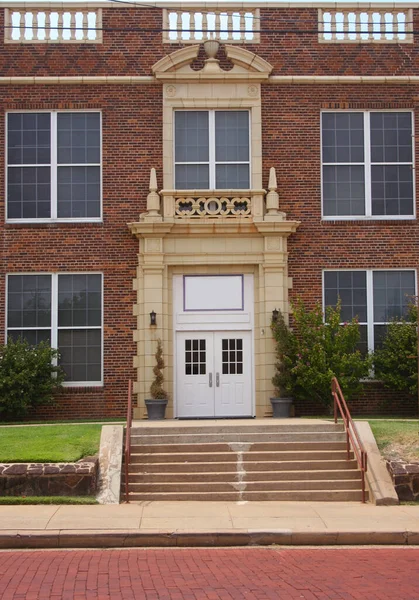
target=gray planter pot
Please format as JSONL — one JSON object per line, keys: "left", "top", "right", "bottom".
{"left": 270, "top": 397, "right": 293, "bottom": 418}
{"left": 145, "top": 399, "right": 168, "bottom": 420}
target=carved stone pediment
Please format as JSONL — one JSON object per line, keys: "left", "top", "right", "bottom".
{"left": 152, "top": 44, "right": 273, "bottom": 82}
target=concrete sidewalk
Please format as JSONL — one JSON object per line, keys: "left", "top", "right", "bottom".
{"left": 0, "top": 501, "right": 419, "bottom": 548}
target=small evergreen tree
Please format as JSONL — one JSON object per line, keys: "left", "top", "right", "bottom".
{"left": 149, "top": 339, "right": 168, "bottom": 400}
{"left": 0, "top": 338, "right": 65, "bottom": 419}
{"left": 374, "top": 303, "right": 418, "bottom": 397}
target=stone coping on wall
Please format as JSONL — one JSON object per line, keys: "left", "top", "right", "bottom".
{"left": 0, "top": 458, "right": 98, "bottom": 497}
{"left": 387, "top": 459, "right": 419, "bottom": 503}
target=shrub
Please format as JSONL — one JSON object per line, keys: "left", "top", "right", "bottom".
{"left": 374, "top": 303, "right": 418, "bottom": 397}
{"left": 271, "top": 299, "right": 372, "bottom": 409}
{"left": 0, "top": 338, "right": 65, "bottom": 419}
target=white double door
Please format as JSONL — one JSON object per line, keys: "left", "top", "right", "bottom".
{"left": 176, "top": 331, "right": 252, "bottom": 418}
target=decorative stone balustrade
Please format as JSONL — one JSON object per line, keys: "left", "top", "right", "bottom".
{"left": 319, "top": 8, "right": 412, "bottom": 43}
{"left": 162, "top": 190, "right": 265, "bottom": 220}
{"left": 140, "top": 168, "right": 283, "bottom": 223}
{"left": 4, "top": 8, "right": 102, "bottom": 43}
{"left": 163, "top": 9, "right": 260, "bottom": 43}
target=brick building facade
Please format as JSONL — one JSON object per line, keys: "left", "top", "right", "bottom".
{"left": 1, "top": 2, "right": 418, "bottom": 419}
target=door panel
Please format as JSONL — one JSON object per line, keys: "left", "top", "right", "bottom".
{"left": 176, "top": 331, "right": 252, "bottom": 418}
{"left": 176, "top": 333, "right": 214, "bottom": 417}
{"left": 214, "top": 332, "right": 252, "bottom": 417}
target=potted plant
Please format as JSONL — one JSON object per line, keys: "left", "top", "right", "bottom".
{"left": 145, "top": 339, "right": 169, "bottom": 420}
{"left": 270, "top": 309, "right": 295, "bottom": 418}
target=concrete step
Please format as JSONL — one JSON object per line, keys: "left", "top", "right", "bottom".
{"left": 126, "top": 479, "right": 363, "bottom": 493}
{"left": 123, "top": 469, "right": 362, "bottom": 483}
{"left": 129, "top": 432, "right": 347, "bottom": 445}
{"left": 128, "top": 459, "right": 359, "bottom": 473}
{"left": 129, "top": 441, "right": 349, "bottom": 453}
{"left": 129, "top": 450, "right": 354, "bottom": 464}
{"left": 127, "top": 490, "right": 367, "bottom": 502}
{"left": 130, "top": 423, "right": 343, "bottom": 435}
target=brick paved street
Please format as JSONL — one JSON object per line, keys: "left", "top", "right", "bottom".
{"left": 0, "top": 547, "right": 418, "bottom": 600}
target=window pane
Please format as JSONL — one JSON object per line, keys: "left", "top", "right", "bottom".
{"left": 58, "top": 274, "right": 102, "bottom": 327}
{"left": 370, "top": 112, "right": 412, "bottom": 163}
{"left": 322, "top": 112, "right": 364, "bottom": 163}
{"left": 8, "top": 167, "right": 51, "bottom": 219}
{"left": 215, "top": 111, "right": 249, "bottom": 162}
{"left": 7, "top": 275, "right": 52, "bottom": 329}
{"left": 58, "top": 329, "right": 101, "bottom": 382}
{"left": 57, "top": 112, "right": 100, "bottom": 164}
{"left": 371, "top": 165, "right": 413, "bottom": 216}
{"left": 175, "top": 164, "right": 209, "bottom": 189}
{"left": 57, "top": 166, "right": 100, "bottom": 218}
{"left": 324, "top": 271, "right": 367, "bottom": 322}
{"left": 175, "top": 111, "right": 209, "bottom": 163}
{"left": 373, "top": 271, "right": 415, "bottom": 322}
{"left": 8, "top": 113, "right": 51, "bottom": 165}
{"left": 7, "top": 329, "right": 51, "bottom": 346}
{"left": 216, "top": 164, "right": 250, "bottom": 188}
{"left": 323, "top": 165, "right": 365, "bottom": 216}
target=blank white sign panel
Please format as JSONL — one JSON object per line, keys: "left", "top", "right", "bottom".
{"left": 184, "top": 275, "right": 244, "bottom": 311}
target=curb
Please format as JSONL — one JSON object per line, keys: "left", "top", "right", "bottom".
{"left": 1, "top": 529, "right": 419, "bottom": 549}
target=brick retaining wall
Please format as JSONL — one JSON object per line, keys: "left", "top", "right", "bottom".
{"left": 0, "top": 459, "right": 98, "bottom": 497}
{"left": 387, "top": 460, "right": 419, "bottom": 502}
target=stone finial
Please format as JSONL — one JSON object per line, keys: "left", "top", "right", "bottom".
{"left": 145, "top": 168, "right": 161, "bottom": 217}
{"left": 266, "top": 167, "right": 280, "bottom": 215}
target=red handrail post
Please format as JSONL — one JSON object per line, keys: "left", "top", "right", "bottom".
{"left": 332, "top": 379, "right": 337, "bottom": 423}
{"left": 125, "top": 380, "right": 133, "bottom": 504}
{"left": 331, "top": 377, "right": 368, "bottom": 503}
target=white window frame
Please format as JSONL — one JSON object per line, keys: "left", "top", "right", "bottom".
{"left": 5, "top": 272, "right": 104, "bottom": 387}
{"left": 321, "top": 109, "right": 416, "bottom": 221}
{"left": 323, "top": 268, "right": 417, "bottom": 352}
{"left": 173, "top": 109, "right": 252, "bottom": 190}
{"left": 6, "top": 110, "right": 103, "bottom": 223}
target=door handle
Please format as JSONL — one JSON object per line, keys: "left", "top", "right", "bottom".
{"left": 216, "top": 372, "right": 220, "bottom": 387}
{"left": 209, "top": 373, "right": 213, "bottom": 387}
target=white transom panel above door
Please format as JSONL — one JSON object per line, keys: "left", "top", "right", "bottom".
{"left": 176, "top": 331, "right": 252, "bottom": 418}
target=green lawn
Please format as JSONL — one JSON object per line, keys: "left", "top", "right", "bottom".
{"left": 0, "top": 496, "right": 98, "bottom": 505}
{"left": 0, "top": 424, "right": 102, "bottom": 462}
{"left": 368, "top": 420, "right": 419, "bottom": 462}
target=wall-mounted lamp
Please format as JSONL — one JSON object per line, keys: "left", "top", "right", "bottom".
{"left": 150, "top": 310, "right": 157, "bottom": 326}
{"left": 272, "top": 308, "right": 279, "bottom": 323}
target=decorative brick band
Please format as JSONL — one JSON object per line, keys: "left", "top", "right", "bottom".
{"left": 0, "top": 459, "right": 98, "bottom": 497}
{"left": 387, "top": 459, "right": 419, "bottom": 502}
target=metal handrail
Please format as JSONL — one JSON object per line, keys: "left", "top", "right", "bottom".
{"left": 124, "top": 379, "right": 133, "bottom": 504}
{"left": 331, "top": 377, "right": 368, "bottom": 503}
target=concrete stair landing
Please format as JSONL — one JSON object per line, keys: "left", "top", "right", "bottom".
{"left": 122, "top": 420, "right": 368, "bottom": 502}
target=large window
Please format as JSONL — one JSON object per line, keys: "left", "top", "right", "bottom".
{"left": 174, "top": 110, "right": 250, "bottom": 189}
{"left": 7, "top": 111, "right": 101, "bottom": 221}
{"left": 324, "top": 269, "right": 416, "bottom": 352}
{"left": 322, "top": 111, "right": 414, "bottom": 218}
{"left": 7, "top": 273, "right": 102, "bottom": 385}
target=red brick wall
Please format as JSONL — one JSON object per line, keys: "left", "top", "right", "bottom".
{"left": 0, "top": 7, "right": 418, "bottom": 419}
{"left": 0, "top": 85, "right": 162, "bottom": 419}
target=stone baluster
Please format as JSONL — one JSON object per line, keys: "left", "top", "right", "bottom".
{"left": 175, "top": 11, "right": 181, "bottom": 41}
{"left": 57, "top": 11, "right": 63, "bottom": 42}
{"left": 44, "top": 11, "right": 51, "bottom": 42}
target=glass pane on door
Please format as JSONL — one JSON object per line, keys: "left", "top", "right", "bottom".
{"left": 185, "top": 338, "right": 206, "bottom": 375}
{"left": 221, "top": 338, "right": 243, "bottom": 375}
